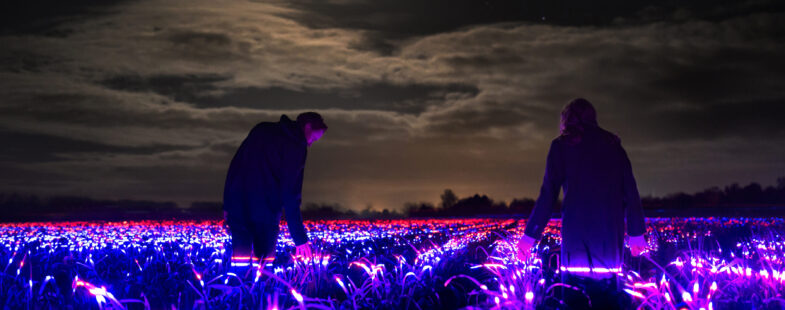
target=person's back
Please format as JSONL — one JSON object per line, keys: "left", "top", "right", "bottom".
{"left": 224, "top": 119, "right": 306, "bottom": 222}
{"left": 558, "top": 125, "right": 640, "bottom": 271}
{"left": 518, "top": 98, "right": 646, "bottom": 309}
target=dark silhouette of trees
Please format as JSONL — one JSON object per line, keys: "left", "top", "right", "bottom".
{"left": 639, "top": 177, "right": 785, "bottom": 217}
{"left": 641, "top": 178, "right": 785, "bottom": 210}
{"left": 0, "top": 193, "right": 44, "bottom": 219}
{"left": 3, "top": 176, "right": 785, "bottom": 221}
{"left": 452, "top": 194, "right": 507, "bottom": 216}
{"left": 189, "top": 201, "right": 223, "bottom": 217}
{"left": 409, "top": 177, "right": 785, "bottom": 218}
{"left": 693, "top": 186, "right": 722, "bottom": 207}
{"left": 358, "top": 204, "right": 402, "bottom": 219}
{"left": 0, "top": 193, "right": 182, "bottom": 222}
{"left": 405, "top": 202, "right": 438, "bottom": 217}
{"left": 440, "top": 189, "right": 458, "bottom": 209}
{"left": 509, "top": 198, "right": 535, "bottom": 215}
{"left": 300, "top": 203, "right": 359, "bottom": 219}
{"left": 407, "top": 193, "right": 511, "bottom": 217}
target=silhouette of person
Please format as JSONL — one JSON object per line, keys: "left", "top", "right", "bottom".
{"left": 223, "top": 112, "right": 326, "bottom": 272}
{"left": 516, "top": 98, "right": 646, "bottom": 309}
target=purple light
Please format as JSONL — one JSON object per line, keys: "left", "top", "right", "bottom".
{"left": 291, "top": 289, "right": 304, "bottom": 303}
{"left": 559, "top": 266, "right": 621, "bottom": 273}
{"left": 0, "top": 217, "right": 783, "bottom": 309}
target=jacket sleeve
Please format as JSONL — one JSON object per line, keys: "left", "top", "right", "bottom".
{"left": 282, "top": 147, "right": 309, "bottom": 246}
{"left": 524, "top": 139, "right": 565, "bottom": 240}
{"left": 620, "top": 144, "right": 646, "bottom": 237}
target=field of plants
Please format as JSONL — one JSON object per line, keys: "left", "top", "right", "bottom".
{"left": 0, "top": 217, "right": 783, "bottom": 309}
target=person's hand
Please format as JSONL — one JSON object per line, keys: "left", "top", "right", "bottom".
{"left": 295, "top": 242, "right": 313, "bottom": 260}
{"left": 516, "top": 234, "right": 536, "bottom": 261}
{"left": 629, "top": 235, "right": 647, "bottom": 256}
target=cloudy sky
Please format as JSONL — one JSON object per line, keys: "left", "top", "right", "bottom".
{"left": 1, "top": 0, "right": 784, "bottom": 211}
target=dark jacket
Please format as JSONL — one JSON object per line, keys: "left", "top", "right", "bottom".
{"left": 223, "top": 115, "right": 309, "bottom": 245}
{"left": 523, "top": 125, "right": 645, "bottom": 270}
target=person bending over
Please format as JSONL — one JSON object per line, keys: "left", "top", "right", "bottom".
{"left": 223, "top": 112, "right": 327, "bottom": 272}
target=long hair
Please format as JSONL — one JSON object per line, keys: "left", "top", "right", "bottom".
{"left": 560, "top": 98, "right": 598, "bottom": 144}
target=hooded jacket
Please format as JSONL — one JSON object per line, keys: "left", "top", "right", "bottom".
{"left": 223, "top": 115, "right": 309, "bottom": 245}
{"left": 523, "top": 125, "right": 646, "bottom": 272}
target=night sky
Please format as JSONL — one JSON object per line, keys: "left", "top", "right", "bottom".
{"left": 1, "top": 0, "right": 784, "bottom": 211}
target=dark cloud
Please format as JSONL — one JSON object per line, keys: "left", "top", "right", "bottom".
{"left": 100, "top": 74, "right": 230, "bottom": 104}
{"left": 207, "top": 140, "right": 242, "bottom": 156}
{"left": 163, "top": 30, "right": 248, "bottom": 61}
{"left": 0, "top": 49, "right": 59, "bottom": 73}
{"left": 425, "top": 103, "right": 533, "bottom": 137}
{"left": 168, "top": 31, "right": 232, "bottom": 47}
{"left": 0, "top": 128, "right": 188, "bottom": 163}
{"left": 438, "top": 50, "right": 525, "bottom": 69}
{"left": 0, "top": 0, "right": 129, "bottom": 36}
{"left": 274, "top": 0, "right": 785, "bottom": 54}
{"left": 194, "top": 83, "right": 477, "bottom": 114}
{"left": 646, "top": 47, "right": 785, "bottom": 104}
{"left": 277, "top": 0, "right": 631, "bottom": 33}
{"left": 101, "top": 74, "right": 479, "bottom": 114}
{"left": 0, "top": 87, "right": 263, "bottom": 135}
{"left": 639, "top": 98, "right": 785, "bottom": 142}
{"left": 0, "top": 164, "right": 79, "bottom": 190}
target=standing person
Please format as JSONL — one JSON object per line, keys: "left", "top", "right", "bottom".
{"left": 223, "top": 112, "right": 327, "bottom": 273}
{"left": 516, "top": 98, "right": 647, "bottom": 309}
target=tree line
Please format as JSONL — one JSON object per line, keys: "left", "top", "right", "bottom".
{"left": 1, "top": 177, "right": 783, "bottom": 221}
{"left": 405, "top": 177, "right": 785, "bottom": 218}
{"left": 0, "top": 195, "right": 187, "bottom": 221}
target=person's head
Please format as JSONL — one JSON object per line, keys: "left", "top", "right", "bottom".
{"left": 560, "top": 98, "right": 598, "bottom": 142}
{"left": 296, "top": 112, "right": 328, "bottom": 146}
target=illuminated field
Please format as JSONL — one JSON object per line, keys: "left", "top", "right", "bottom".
{"left": 1, "top": 217, "right": 783, "bottom": 309}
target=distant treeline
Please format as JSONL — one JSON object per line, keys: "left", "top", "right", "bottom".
{"left": 0, "top": 195, "right": 217, "bottom": 222}
{"left": 405, "top": 177, "right": 785, "bottom": 218}
{"left": 303, "top": 177, "right": 785, "bottom": 218}
{"left": 1, "top": 177, "right": 784, "bottom": 221}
